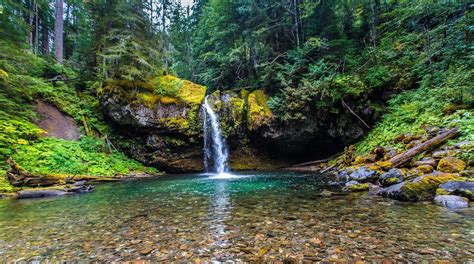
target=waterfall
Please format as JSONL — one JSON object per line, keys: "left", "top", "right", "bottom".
{"left": 202, "top": 95, "right": 229, "bottom": 174}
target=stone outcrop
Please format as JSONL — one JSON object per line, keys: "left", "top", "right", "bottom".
{"left": 100, "top": 75, "right": 378, "bottom": 172}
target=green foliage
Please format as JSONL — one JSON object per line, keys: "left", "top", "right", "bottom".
{"left": 356, "top": 66, "right": 474, "bottom": 154}
{"left": 0, "top": 40, "right": 155, "bottom": 190}
{"left": 364, "top": 66, "right": 392, "bottom": 89}
{"left": 12, "top": 137, "right": 156, "bottom": 176}
{"left": 0, "top": 170, "right": 17, "bottom": 193}
{"left": 98, "top": 31, "right": 162, "bottom": 82}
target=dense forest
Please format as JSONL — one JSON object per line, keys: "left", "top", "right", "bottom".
{"left": 0, "top": 0, "right": 474, "bottom": 261}
{"left": 0, "top": 0, "right": 472, "bottom": 188}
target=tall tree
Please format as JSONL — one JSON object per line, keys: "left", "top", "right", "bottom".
{"left": 54, "top": 0, "right": 64, "bottom": 63}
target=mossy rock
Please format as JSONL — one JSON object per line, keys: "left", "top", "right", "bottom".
{"left": 416, "top": 165, "right": 433, "bottom": 173}
{"left": 346, "top": 183, "right": 370, "bottom": 192}
{"left": 400, "top": 172, "right": 460, "bottom": 201}
{"left": 247, "top": 90, "right": 273, "bottom": 131}
{"left": 101, "top": 75, "right": 206, "bottom": 108}
{"left": 437, "top": 157, "right": 466, "bottom": 173}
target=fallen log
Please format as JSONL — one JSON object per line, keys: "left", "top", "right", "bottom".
{"left": 6, "top": 158, "right": 63, "bottom": 187}
{"left": 290, "top": 153, "right": 342, "bottom": 168}
{"left": 387, "top": 127, "right": 459, "bottom": 168}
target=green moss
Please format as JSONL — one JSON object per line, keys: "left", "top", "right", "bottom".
{"left": 102, "top": 75, "right": 206, "bottom": 108}
{"left": 161, "top": 117, "right": 190, "bottom": 132}
{"left": 386, "top": 177, "right": 400, "bottom": 185}
{"left": 177, "top": 79, "right": 206, "bottom": 105}
{"left": 435, "top": 188, "right": 450, "bottom": 196}
{"left": 247, "top": 90, "right": 273, "bottom": 131}
{"left": 437, "top": 157, "right": 466, "bottom": 173}
{"left": 347, "top": 183, "right": 370, "bottom": 192}
{"left": 136, "top": 92, "right": 160, "bottom": 108}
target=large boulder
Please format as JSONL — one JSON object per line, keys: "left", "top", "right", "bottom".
{"left": 377, "top": 172, "right": 459, "bottom": 201}
{"left": 378, "top": 168, "right": 405, "bottom": 187}
{"left": 434, "top": 195, "right": 469, "bottom": 209}
{"left": 339, "top": 167, "right": 380, "bottom": 183}
{"left": 437, "top": 181, "right": 474, "bottom": 200}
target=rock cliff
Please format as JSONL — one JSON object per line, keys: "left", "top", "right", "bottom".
{"left": 100, "top": 75, "right": 378, "bottom": 172}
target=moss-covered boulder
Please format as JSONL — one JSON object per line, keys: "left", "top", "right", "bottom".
{"left": 344, "top": 182, "right": 370, "bottom": 192}
{"left": 247, "top": 90, "right": 273, "bottom": 131}
{"left": 437, "top": 157, "right": 466, "bottom": 173}
{"left": 437, "top": 181, "right": 474, "bottom": 200}
{"left": 377, "top": 172, "right": 459, "bottom": 201}
{"left": 378, "top": 168, "right": 405, "bottom": 187}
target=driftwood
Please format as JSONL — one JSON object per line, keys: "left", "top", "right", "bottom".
{"left": 291, "top": 152, "right": 342, "bottom": 168}
{"left": 6, "top": 158, "right": 63, "bottom": 187}
{"left": 388, "top": 127, "right": 459, "bottom": 168}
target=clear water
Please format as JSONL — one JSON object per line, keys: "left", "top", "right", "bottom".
{"left": 0, "top": 172, "right": 472, "bottom": 262}
{"left": 202, "top": 96, "right": 229, "bottom": 173}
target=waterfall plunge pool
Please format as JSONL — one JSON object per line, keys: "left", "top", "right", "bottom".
{"left": 0, "top": 171, "right": 473, "bottom": 262}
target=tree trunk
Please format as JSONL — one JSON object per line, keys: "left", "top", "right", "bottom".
{"left": 43, "top": 19, "right": 50, "bottom": 55}
{"left": 34, "top": 1, "right": 39, "bottom": 54}
{"left": 162, "top": 0, "right": 168, "bottom": 68}
{"left": 28, "top": 0, "right": 34, "bottom": 48}
{"left": 54, "top": 0, "right": 64, "bottom": 63}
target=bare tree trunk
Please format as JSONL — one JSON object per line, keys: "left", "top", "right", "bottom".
{"left": 162, "top": 0, "right": 168, "bottom": 68}
{"left": 29, "top": 0, "right": 34, "bottom": 48}
{"left": 54, "top": 0, "right": 64, "bottom": 63}
{"left": 43, "top": 19, "right": 50, "bottom": 55}
{"left": 370, "top": 0, "right": 380, "bottom": 63}
{"left": 150, "top": 0, "right": 154, "bottom": 24}
{"left": 35, "top": 1, "right": 39, "bottom": 54}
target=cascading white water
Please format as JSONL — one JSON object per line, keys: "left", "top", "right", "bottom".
{"left": 202, "top": 95, "right": 230, "bottom": 174}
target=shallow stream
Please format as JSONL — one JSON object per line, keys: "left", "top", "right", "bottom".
{"left": 0, "top": 172, "right": 472, "bottom": 262}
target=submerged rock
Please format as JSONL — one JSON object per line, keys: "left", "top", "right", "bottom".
{"left": 437, "top": 157, "right": 466, "bottom": 173}
{"left": 378, "top": 168, "right": 405, "bottom": 187}
{"left": 17, "top": 189, "right": 69, "bottom": 199}
{"left": 434, "top": 195, "right": 469, "bottom": 209}
{"left": 437, "top": 181, "right": 474, "bottom": 200}
{"left": 320, "top": 189, "right": 333, "bottom": 197}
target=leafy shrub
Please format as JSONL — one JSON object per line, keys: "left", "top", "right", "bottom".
{"left": 12, "top": 137, "right": 156, "bottom": 176}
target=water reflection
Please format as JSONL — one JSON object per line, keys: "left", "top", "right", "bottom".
{"left": 209, "top": 178, "right": 231, "bottom": 247}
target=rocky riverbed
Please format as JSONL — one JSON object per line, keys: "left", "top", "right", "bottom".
{"left": 0, "top": 172, "right": 472, "bottom": 262}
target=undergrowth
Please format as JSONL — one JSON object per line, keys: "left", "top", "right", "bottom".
{"left": 356, "top": 66, "right": 473, "bottom": 157}
{"left": 0, "top": 41, "right": 156, "bottom": 192}
{"left": 12, "top": 137, "right": 156, "bottom": 176}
